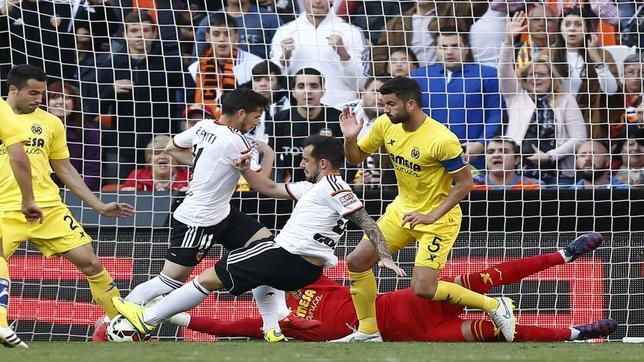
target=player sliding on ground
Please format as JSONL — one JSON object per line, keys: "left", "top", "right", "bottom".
{"left": 174, "top": 233, "right": 615, "bottom": 342}
{"left": 104, "top": 88, "right": 316, "bottom": 342}
{"left": 112, "top": 135, "right": 406, "bottom": 341}
{"left": 337, "top": 76, "right": 515, "bottom": 342}
{"left": 0, "top": 65, "right": 134, "bottom": 345}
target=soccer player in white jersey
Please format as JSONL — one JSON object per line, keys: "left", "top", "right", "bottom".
{"left": 105, "top": 88, "right": 314, "bottom": 341}
{"left": 113, "top": 135, "right": 406, "bottom": 342}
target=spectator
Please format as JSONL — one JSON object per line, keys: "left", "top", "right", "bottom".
{"left": 182, "top": 103, "right": 215, "bottom": 131}
{"left": 615, "top": 127, "right": 644, "bottom": 187}
{"left": 411, "top": 28, "right": 503, "bottom": 168}
{"left": 613, "top": 53, "right": 644, "bottom": 139}
{"left": 47, "top": 82, "right": 101, "bottom": 191}
{"left": 387, "top": 47, "right": 419, "bottom": 77}
{"left": 617, "top": 0, "right": 643, "bottom": 48}
{"left": 501, "top": 13, "right": 587, "bottom": 185}
{"left": 187, "top": 13, "right": 262, "bottom": 108}
{"left": 98, "top": 11, "right": 183, "bottom": 183}
{"left": 62, "top": 22, "right": 109, "bottom": 118}
{"left": 270, "top": 0, "right": 367, "bottom": 105}
{"left": 550, "top": 6, "right": 620, "bottom": 132}
{"left": 195, "top": 0, "right": 280, "bottom": 59}
{"left": 371, "top": 1, "right": 435, "bottom": 76}
{"left": 55, "top": 0, "right": 119, "bottom": 53}
{"left": 121, "top": 135, "right": 190, "bottom": 192}
{"left": 242, "top": 60, "right": 290, "bottom": 144}
{"left": 272, "top": 68, "right": 341, "bottom": 182}
{"left": 574, "top": 140, "right": 628, "bottom": 189}
{"left": 514, "top": 4, "right": 561, "bottom": 68}
{"left": 473, "top": 136, "right": 542, "bottom": 190}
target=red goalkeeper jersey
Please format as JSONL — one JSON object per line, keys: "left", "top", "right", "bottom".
{"left": 284, "top": 276, "right": 464, "bottom": 341}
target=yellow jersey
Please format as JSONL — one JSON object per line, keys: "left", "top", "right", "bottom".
{"left": 358, "top": 114, "right": 467, "bottom": 216}
{"left": 0, "top": 108, "right": 69, "bottom": 211}
{"left": 0, "top": 98, "right": 27, "bottom": 147}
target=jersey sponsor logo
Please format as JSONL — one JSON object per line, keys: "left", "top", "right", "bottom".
{"left": 31, "top": 124, "right": 43, "bottom": 135}
{"left": 411, "top": 147, "right": 420, "bottom": 159}
{"left": 389, "top": 153, "right": 421, "bottom": 175}
{"left": 294, "top": 288, "right": 323, "bottom": 320}
{"left": 338, "top": 193, "right": 358, "bottom": 207}
{"left": 27, "top": 137, "right": 45, "bottom": 148}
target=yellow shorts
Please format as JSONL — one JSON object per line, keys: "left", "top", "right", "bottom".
{"left": 1, "top": 205, "right": 92, "bottom": 259}
{"left": 370, "top": 204, "right": 461, "bottom": 269}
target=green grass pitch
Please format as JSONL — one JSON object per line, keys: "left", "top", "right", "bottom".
{"left": 5, "top": 341, "right": 644, "bottom": 362}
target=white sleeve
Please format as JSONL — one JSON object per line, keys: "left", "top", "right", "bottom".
{"left": 172, "top": 124, "right": 199, "bottom": 149}
{"left": 284, "top": 181, "right": 313, "bottom": 201}
{"left": 327, "top": 189, "right": 364, "bottom": 217}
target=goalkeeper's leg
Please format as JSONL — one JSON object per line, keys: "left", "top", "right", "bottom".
{"left": 448, "top": 233, "right": 604, "bottom": 294}
{"left": 461, "top": 319, "right": 616, "bottom": 342}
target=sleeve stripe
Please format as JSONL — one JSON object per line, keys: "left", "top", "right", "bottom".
{"left": 342, "top": 204, "right": 364, "bottom": 217}
{"left": 284, "top": 183, "right": 298, "bottom": 201}
{"left": 331, "top": 189, "right": 352, "bottom": 196}
{"left": 441, "top": 153, "right": 468, "bottom": 173}
{"left": 241, "top": 148, "right": 252, "bottom": 155}
{"left": 325, "top": 175, "right": 341, "bottom": 192}
{"left": 172, "top": 139, "right": 189, "bottom": 150}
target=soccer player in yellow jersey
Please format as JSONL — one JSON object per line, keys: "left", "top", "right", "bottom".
{"left": 333, "top": 77, "right": 517, "bottom": 342}
{"left": 1, "top": 65, "right": 134, "bottom": 341}
{"left": 0, "top": 97, "right": 44, "bottom": 348}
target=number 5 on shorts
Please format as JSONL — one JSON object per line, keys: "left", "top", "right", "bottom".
{"left": 428, "top": 236, "right": 441, "bottom": 253}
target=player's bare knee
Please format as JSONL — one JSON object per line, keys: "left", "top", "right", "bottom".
{"left": 411, "top": 280, "right": 438, "bottom": 300}
{"left": 196, "top": 269, "right": 223, "bottom": 292}
{"left": 79, "top": 257, "right": 104, "bottom": 276}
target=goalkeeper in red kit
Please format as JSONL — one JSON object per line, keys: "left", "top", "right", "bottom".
{"left": 172, "top": 233, "right": 617, "bottom": 342}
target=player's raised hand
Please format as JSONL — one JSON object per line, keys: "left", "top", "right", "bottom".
{"left": 339, "top": 106, "right": 363, "bottom": 141}
{"left": 377, "top": 258, "right": 407, "bottom": 277}
{"left": 99, "top": 202, "right": 134, "bottom": 218}
{"left": 233, "top": 153, "right": 253, "bottom": 171}
{"left": 401, "top": 211, "right": 437, "bottom": 229}
{"left": 22, "top": 201, "right": 44, "bottom": 224}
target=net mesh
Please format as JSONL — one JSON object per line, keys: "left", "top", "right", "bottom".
{"left": 1, "top": 0, "right": 643, "bottom": 341}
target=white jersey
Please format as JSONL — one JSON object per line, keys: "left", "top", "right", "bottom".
{"left": 172, "top": 120, "right": 254, "bottom": 227}
{"left": 275, "top": 174, "right": 364, "bottom": 267}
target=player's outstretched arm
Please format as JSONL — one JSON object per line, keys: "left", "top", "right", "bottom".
{"left": 165, "top": 141, "right": 194, "bottom": 166}
{"left": 7, "top": 143, "right": 44, "bottom": 223}
{"left": 253, "top": 139, "right": 275, "bottom": 178}
{"left": 233, "top": 153, "right": 289, "bottom": 199}
{"left": 402, "top": 166, "right": 473, "bottom": 228}
{"left": 340, "top": 106, "right": 370, "bottom": 165}
{"left": 50, "top": 158, "right": 134, "bottom": 217}
{"left": 347, "top": 208, "right": 407, "bottom": 277}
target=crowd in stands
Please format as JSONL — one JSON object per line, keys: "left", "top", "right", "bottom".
{"left": 0, "top": 0, "right": 643, "bottom": 191}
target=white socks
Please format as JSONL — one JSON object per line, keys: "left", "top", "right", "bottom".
{"left": 125, "top": 272, "right": 183, "bottom": 304}
{"left": 252, "top": 286, "right": 282, "bottom": 332}
{"left": 144, "top": 279, "right": 210, "bottom": 326}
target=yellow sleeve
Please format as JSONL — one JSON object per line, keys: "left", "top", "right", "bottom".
{"left": 434, "top": 130, "right": 467, "bottom": 174}
{"left": 0, "top": 100, "right": 27, "bottom": 147}
{"left": 49, "top": 116, "right": 71, "bottom": 160}
{"left": 357, "top": 115, "right": 386, "bottom": 154}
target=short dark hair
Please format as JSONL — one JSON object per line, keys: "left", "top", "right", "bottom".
{"left": 7, "top": 65, "right": 47, "bottom": 90}
{"left": 304, "top": 134, "right": 344, "bottom": 169}
{"left": 220, "top": 88, "right": 270, "bottom": 115}
{"left": 291, "top": 67, "right": 324, "bottom": 89}
{"left": 208, "top": 12, "right": 237, "bottom": 30}
{"left": 488, "top": 136, "right": 520, "bottom": 154}
{"left": 437, "top": 26, "right": 469, "bottom": 46}
{"left": 363, "top": 76, "right": 385, "bottom": 90}
{"left": 252, "top": 60, "right": 286, "bottom": 89}
{"left": 378, "top": 76, "right": 422, "bottom": 106}
{"left": 388, "top": 47, "right": 419, "bottom": 65}
{"left": 124, "top": 11, "right": 156, "bottom": 26}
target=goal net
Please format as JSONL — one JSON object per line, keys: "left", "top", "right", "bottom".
{"left": 1, "top": 0, "right": 642, "bottom": 342}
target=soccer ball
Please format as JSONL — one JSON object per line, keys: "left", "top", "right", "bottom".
{"left": 106, "top": 314, "right": 151, "bottom": 342}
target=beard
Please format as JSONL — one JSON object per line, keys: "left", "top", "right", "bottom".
{"left": 578, "top": 169, "right": 608, "bottom": 182}
{"left": 386, "top": 111, "right": 407, "bottom": 124}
